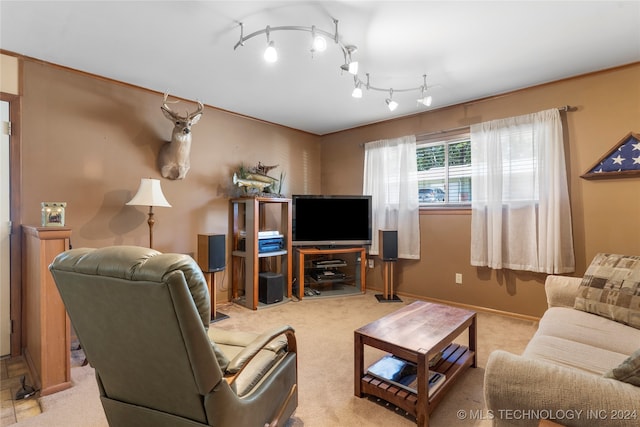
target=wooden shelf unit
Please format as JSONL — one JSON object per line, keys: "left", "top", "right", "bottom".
{"left": 229, "top": 197, "right": 292, "bottom": 310}
{"left": 21, "top": 225, "right": 72, "bottom": 396}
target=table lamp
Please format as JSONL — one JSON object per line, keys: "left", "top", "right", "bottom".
{"left": 126, "top": 178, "right": 171, "bottom": 248}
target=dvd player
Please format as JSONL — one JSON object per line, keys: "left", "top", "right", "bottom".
{"left": 311, "top": 270, "right": 346, "bottom": 281}
{"left": 313, "top": 258, "right": 346, "bottom": 266}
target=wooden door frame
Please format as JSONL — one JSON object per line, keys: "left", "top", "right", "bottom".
{"left": 1, "top": 92, "right": 23, "bottom": 357}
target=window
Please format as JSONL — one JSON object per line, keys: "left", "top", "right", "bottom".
{"left": 363, "top": 135, "right": 420, "bottom": 259}
{"left": 416, "top": 132, "right": 471, "bottom": 207}
{"left": 469, "top": 108, "right": 574, "bottom": 274}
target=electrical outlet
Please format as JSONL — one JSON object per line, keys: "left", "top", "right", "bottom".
{"left": 368, "top": 259, "right": 374, "bottom": 268}
{"left": 455, "top": 273, "right": 463, "bottom": 284}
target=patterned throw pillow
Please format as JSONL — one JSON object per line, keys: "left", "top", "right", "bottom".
{"left": 574, "top": 253, "right": 640, "bottom": 329}
{"left": 604, "top": 348, "right": 640, "bottom": 386}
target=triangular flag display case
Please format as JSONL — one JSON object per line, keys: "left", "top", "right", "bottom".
{"left": 581, "top": 132, "right": 640, "bottom": 180}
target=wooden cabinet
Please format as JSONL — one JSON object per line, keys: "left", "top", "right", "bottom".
{"left": 21, "top": 226, "right": 72, "bottom": 395}
{"left": 229, "top": 197, "right": 292, "bottom": 310}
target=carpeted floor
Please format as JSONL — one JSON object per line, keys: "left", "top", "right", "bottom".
{"left": 11, "top": 291, "right": 538, "bottom": 427}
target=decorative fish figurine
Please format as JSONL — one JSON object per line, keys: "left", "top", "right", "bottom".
{"left": 233, "top": 173, "right": 272, "bottom": 191}
{"left": 244, "top": 173, "right": 278, "bottom": 184}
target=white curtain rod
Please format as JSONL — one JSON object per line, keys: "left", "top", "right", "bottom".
{"left": 359, "top": 105, "right": 575, "bottom": 146}
{"left": 415, "top": 105, "right": 575, "bottom": 140}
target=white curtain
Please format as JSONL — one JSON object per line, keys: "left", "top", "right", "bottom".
{"left": 363, "top": 135, "right": 420, "bottom": 259}
{"left": 470, "top": 108, "right": 574, "bottom": 273}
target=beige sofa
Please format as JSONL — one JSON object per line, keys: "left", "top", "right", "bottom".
{"left": 484, "top": 273, "right": 640, "bottom": 427}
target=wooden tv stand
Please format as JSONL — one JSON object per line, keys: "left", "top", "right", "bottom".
{"left": 295, "top": 246, "right": 366, "bottom": 299}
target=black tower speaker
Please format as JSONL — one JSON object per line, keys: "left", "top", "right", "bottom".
{"left": 197, "top": 234, "right": 226, "bottom": 272}
{"left": 379, "top": 229, "right": 398, "bottom": 261}
{"left": 259, "top": 272, "right": 284, "bottom": 304}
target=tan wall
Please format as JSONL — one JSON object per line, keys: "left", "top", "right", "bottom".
{"left": 17, "top": 57, "right": 640, "bottom": 317}
{"left": 19, "top": 60, "right": 321, "bottom": 302}
{"left": 320, "top": 63, "right": 640, "bottom": 317}
{"left": 0, "top": 53, "right": 19, "bottom": 95}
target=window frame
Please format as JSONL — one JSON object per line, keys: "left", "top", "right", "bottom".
{"left": 416, "top": 129, "right": 471, "bottom": 211}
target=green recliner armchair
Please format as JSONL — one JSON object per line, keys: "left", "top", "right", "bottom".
{"left": 49, "top": 245, "right": 298, "bottom": 427}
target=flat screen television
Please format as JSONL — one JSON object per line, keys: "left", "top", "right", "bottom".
{"left": 292, "top": 195, "right": 372, "bottom": 247}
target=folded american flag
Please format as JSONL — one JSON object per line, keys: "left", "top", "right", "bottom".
{"left": 587, "top": 132, "right": 640, "bottom": 174}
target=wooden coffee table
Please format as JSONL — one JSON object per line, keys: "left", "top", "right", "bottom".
{"left": 354, "top": 301, "right": 477, "bottom": 426}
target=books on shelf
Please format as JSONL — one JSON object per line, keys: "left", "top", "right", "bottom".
{"left": 366, "top": 354, "right": 446, "bottom": 397}
{"left": 257, "top": 230, "right": 283, "bottom": 239}
{"left": 428, "top": 350, "right": 443, "bottom": 368}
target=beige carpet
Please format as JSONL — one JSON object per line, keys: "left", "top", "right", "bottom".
{"left": 12, "top": 291, "right": 538, "bottom": 427}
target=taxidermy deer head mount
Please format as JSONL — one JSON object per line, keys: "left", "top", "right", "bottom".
{"left": 159, "top": 92, "right": 203, "bottom": 180}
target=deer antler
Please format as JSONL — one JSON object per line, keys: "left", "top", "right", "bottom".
{"left": 163, "top": 92, "right": 202, "bottom": 119}
{"left": 162, "top": 91, "right": 180, "bottom": 115}
{"left": 189, "top": 101, "right": 204, "bottom": 119}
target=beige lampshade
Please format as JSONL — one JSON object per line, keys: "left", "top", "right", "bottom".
{"left": 126, "top": 178, "right": 171, "bottom": 207}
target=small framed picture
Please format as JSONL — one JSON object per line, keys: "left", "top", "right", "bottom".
{"left": 41, "top": 202, "right": 66, "bottom": 227}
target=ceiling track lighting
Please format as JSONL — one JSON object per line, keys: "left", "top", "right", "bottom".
{"left": 340, "top": 44, "right": 358, "bottom": 75}
{"left": 416, "top": 74, "right": 433, "bottom": 107}
{"left": 311, "top": 25, "right": 327, "bottom": 55}
{"left": 351, "top": 76, "right": 362, "bottom": 99}
{"left": 385, "top": 89, "right": 398, "bottom": 111}
{"left": 358, "top": 73, "right": 433, "bottom": 111}
{"left": 263, "top": 26, "right": 277, "bottom": 63}
{"left": 234, "top": 20, "right": 341, "bottom": 54}
{"left": 234, "top": 20, "right": 433, "bottom": 112}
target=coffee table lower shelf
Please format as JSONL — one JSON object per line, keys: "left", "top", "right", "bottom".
{"left": 360, "top": 343, "right": 475, "bottom": 418}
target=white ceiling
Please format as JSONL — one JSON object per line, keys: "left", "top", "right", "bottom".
{"left": 1, "top": 1, "right": 639, "bottom": 135}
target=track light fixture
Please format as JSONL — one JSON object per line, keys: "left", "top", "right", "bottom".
{"left": 417, "top": 93, "right": 433, "bottom": 107}
{"left": 416, "top": 74, "right": 432, "bottom": 106}
{"left": 235, "top": 20, "right": 340, "bottom": 51}
{"left": 264, "top": 41, "right": 277, "bottom": 63}
{"left": 234, "top": 20, "right": 433, "bottom": 112}
{"left": 352, "top": 76, "right": 362, "bottom": 98}
{"left": 263, "top": 26, "right": 277, "bottom": 63}
{"left": 311, "top": 25, "right": 327, "bottom": 54}
{"left": 340, "top": 45, "right": 358, "bottom": 75}
{"left": 359, "top": 73, "right": 433, "bottom": 111}
{"left": 386, "top": 89, "right": 398, "bottom": 111}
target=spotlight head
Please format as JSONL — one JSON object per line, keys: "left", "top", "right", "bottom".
{"left": 264, "top": 40, "right": 277, "bottom": 63}
{"left": 340, "top": 62, "right": 358, "bottom": 74}
{"left": 352, "top": 87, "right": 363, "bottom": 98}
{"left": 340, "top": 44, "right": 359, "bottom": 75}
{"left": 312, "top": 35, "right": 327, "bottom": 52}
{"left": 386, "top": 99, "right": 398, "bottom": 111}
{"left": 417, "top": 95, "right": 433, "bottom": 107}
